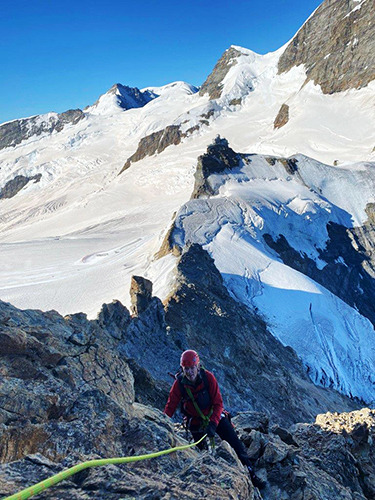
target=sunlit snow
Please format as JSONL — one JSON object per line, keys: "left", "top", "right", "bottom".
{"left": 0, "top": 43, "right": 374, "bottom": 402}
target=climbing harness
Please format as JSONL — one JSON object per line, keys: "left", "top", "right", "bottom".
{"left": 2, "top": 435, "right": 207, "bottom": 500}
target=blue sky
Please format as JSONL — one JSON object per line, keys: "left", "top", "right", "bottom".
{"left": 0, "top": 0, "right": 322, "bottom": 123}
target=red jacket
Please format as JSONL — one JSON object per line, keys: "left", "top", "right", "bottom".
{"left": 164, "top": 369, "right": 223, "bottom": 426}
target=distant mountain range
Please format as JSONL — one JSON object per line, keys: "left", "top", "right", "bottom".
{"left": 0, "top": 0, "right": 374, "bottom": 407}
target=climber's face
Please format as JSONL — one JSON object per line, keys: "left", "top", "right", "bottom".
{"left": 183, "top": 364, "right": 199, "bottom": 383}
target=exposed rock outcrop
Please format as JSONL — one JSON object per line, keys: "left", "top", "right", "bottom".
{"left": 0, "top": 404, "right": 255, "bottom": 499}
{"left": 232, "top": 408, "right": 375, "bottom": 499}
{"left": 265, "top": 154, "right": 299, "bottom": 176}
{"left": 0, "top": 174, "right": 42, "bottom": 199}
{"left": 96, "top": 299, "right": 131, "bottom": 340}
{"left": 130, "top": 275, "right": 153, "bottom": 315}
{"left": 0, "top": 302, "right": 134, "bottom": 465}
{"left": 278, "top": 0, "right": 375, "bottom": 94}
{"left": 264, "top": 217, "right": 375, "bottom": 330}
{"left": 119, "top": 118, "right": 210, "bottom": 174}
{"left": 154, "top": 215, "right": 182, "bottom": 259}
{"left": 273, "top": 103, "right": 289, "bottom": 129}
{"left": 119, "top": 125, "right": 183, "bottom": 174}
{"left": 0, "top": 109, "right": 85, "bottom": 150}
{"left": 229, "top": 98, "right": 243, "bottom": 106}
{"left": 199, "top": 47, "right": 244, "bottom": 99}
{"left": 192, "top": 136, "right": 241, "bottom": 198}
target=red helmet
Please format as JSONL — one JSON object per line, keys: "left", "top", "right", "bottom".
{"left": 180, "top": 350, "right": 200, "bottom": 367}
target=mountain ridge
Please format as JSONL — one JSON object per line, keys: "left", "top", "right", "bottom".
{"left": 1, "top": 0, "right": 375, "bottom": 497}
{"left": 0, "top": 0, "right": 374, "bottom": 414}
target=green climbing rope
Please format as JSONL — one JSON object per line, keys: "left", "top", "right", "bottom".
{"left": 2, "top": 435, "right": 207, "bottom": 500}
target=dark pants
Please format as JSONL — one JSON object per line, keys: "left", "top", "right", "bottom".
{"left": 190, "top": 416, "right": 251, "bottom": 466}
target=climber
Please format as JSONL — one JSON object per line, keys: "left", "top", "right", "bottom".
{"left": 164, "top": 350, "right": 259, "bottom": 484}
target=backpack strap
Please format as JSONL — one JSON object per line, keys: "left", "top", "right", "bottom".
{"left": 178, "top": 368, "right": 213, "bottom": 428}
{"left": 184, "top": 386, "right": 213, "bottom": 428}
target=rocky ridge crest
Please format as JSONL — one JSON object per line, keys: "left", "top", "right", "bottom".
{"left": 0, "top": 109, "right": 85, "bottom": 151}
{"left": 199, "top": 47, "right": 245, "bottom": 100}
{"left": 1, "top": 239, "right": 373, "bottom": 498}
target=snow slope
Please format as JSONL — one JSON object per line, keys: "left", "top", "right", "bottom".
{"left": 163, "top": 154, "right": 375, "bottom": 402}
{"left": 0, "top": 43, "right": 375, "bottom": 401}
{"left": 0, "top": 44, "right": 374, "bottom": 311}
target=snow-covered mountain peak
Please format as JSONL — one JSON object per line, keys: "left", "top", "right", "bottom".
{"left": 198, "top": 44, "right": 285, "bottom": 107}
{"left": 86, "top": 83, "right": 157, "bottom": 116}
{"left": 222, "top": 48, "right": 282, "bottom": 102}
{"left": 228, "top": 44, "right": 258, "bottom": 56}
{"left": 141, "top": 81, "right": 199, "bottom": 100}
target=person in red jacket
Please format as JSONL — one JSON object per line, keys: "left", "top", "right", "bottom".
{"left": 164, "top": 350, "right": 256, "bottom": 479}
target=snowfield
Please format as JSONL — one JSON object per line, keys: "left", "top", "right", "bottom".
{"left": 0, "top": 44, "right": 375, "bottom": 402}
{"left": 168, "top": 153, "right": 375, "bottom": 402}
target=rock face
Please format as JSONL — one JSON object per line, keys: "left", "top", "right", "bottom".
{"left": 199, "top": 46, "right": 244, "bottom": 99}
{"left": 0, "top": 242, "right": 367, "bottom": 498}
{"left": 0, "top": 303, "right": 135, "bottom": 463}
{"left": 232, "top": 408, "right": 375, "bottom": 499}
{"left": 96, "top": 300, "right": 131, "bottom": 340}
{"left": 191, "top": 136, "right": 241, "bottom": 198}
{"left": 264, "top": 215, "right": 375, "bottom": 330}
{"left": 154, "top": 216, "right": 182, "bottom": 259}
{"left": 119, "top": 125, "right": 183, "bottom": 174}
{"left": 119, "top": 120, "right": 206, "bottom": 174}
{"left": 0, "top": 407, "right": 255, "bottom": 500}
{"left": 0, "top": 109, "right": 85, "bottom": 150}
{"left": 130, "top": 275, "right": 153, "bottom": 315}
{"left": 278, "top": 0, "right": 375, "bottom": 94}
{"left": 273, "top": 103, "right": 289, "bottom": 129}
{"left": 0, "top": 174, "right": 42, "bottom": 199}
